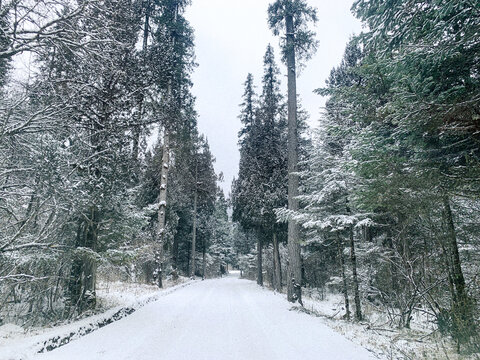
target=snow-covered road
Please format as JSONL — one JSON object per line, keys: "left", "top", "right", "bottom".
{"left": 36, "top": 274, "right": 377, "bottom": 360}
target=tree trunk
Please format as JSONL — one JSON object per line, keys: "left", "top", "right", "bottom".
{"left": 155, "top": 2, "right": 179, "bottom": 289}
{"left": 338, "top": 233, "right": 350, "bottom": 320}
{"left": 132, "top": 0, "right": 151, "bottom": 164}
{"left": 285, "top": 12, "right": 302, "bottom": 305}
{"left": 173, "top": 233, "right": 179, "bottom": 271}
{"left": 156, "top": 127, "right": 170, "bottom": 288}
{"left": 202, "top": 238, "right": 206, "bottom": 280}
{"left": 186, "top": 244, "right": 190, "bottom": 277}
{"left": 443, "top": 196, "right": 467, "bottom": 301}
{"left": 273, "top": 232, "right": 282, "bottom": 291}
{"left": 131, "top": 117, "right": 142, "bottom": 165}
{"left": 67, "top": 207, "right": 98, "bottom": 314}
{"left": 385, "top": 231, "right": 398, "bottom": 301}
{"left": 83, "top": 206, "right": 98, "bottom": 310}
{"left": 442, "top": 195, "right": 474, "bottom": 343}
{"left": 350, "top": 227, "right": 362, "bottom": 321}
{"left": 67, "top": 222, "right": 84, "bottom": 312}
{"left": 190, "top": 174, "right": 198, "bottom": 278}
{"left": 257, "top": 236, "right": 263, "bottom": 286}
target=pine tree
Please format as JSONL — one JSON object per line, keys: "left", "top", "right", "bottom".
{"left": 149, "top": 0, "right": 195, "bottom": 287}
{"left": 351, "top": 1, "right": 479, "bottom": 344}
{"left": 232, "top": 74, "right": 264, "bottom": 285}
{"left": 303, "top": 2, "right": 480, "bottom": 347}
{"left": 190, "top": 137, "right": 217, "bottom": 277}
{"left": 257, "top": 45, "right": 288, "bottom": 291}
{"left": 268, "top": 0, "right": 317, "bottom": 304}
{"left": 205, "top": 189, "right": 235, "bottom": 278}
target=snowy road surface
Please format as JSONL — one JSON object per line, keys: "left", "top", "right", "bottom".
{"left": 37, "top": 274, "right": 377, "bottom": 360}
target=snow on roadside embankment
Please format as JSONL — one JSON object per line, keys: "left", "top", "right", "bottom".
{"left": 295, "top": 289, "right": 475, "bottom": 360}
{"left": 0, "top": 278, "right": 193, "bottom": 360}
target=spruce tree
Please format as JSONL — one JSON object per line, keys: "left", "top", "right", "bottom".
{"left": 149, "top": 0, "right": 195, "bottom": 287}
{"left": 232, "top": 74, "right": 264, "bottom": 285}
{"left": 268, "top": 0, "right": 317, "bottom": 303}
{"left": 257, "top": 45, "right": 288, "bottom": 291}
{"left": 233, "top": 46, "right": 289, "bottom": 288}
{"left": 190, "top": 137, "right": 217, "bottom": 277}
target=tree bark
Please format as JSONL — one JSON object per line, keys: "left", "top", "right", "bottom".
{"left": 202, "top": 238, "right": 206, "bottom": 280}
{"left": 191, "top": 175, "right": 198, "bottom": 278}
{"left": 67, "top": 207, "right": 98, "bottom": 313}
{"left": 285, "top": 11, "right": 302, "bottom": 305}
{"left": 273, "top": 232, "right": 282, "bottom": 291}
{"left": 173, "top": 228, "right": 179, "bottom": 264}
{"left": 156, "top": 127, "right": 170, "bottom": 288}
{"left": 83, "top": 206, "right": 98, "bottom": 310}
{"left": 442, "top": 195, "right": 474, "bottom": 343}
{"left": 257, "top": 235, "right": 263, "bottom": 286}
{"left": 67, "top": 222, "right": 83, "bottom": 311}
{"left": 443, "top": 196, "right": 467, "bottom": 302}
{"left": 338, "top": 233, "right": 350, "bottom": 320}
{"left": 155, "top": 2, "right": 179, "bottom": 288}
{"left": 350, "top": 227, "right": 362, "bottom": 321}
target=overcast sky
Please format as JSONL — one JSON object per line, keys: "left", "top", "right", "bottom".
{"left": 186, "top": 0, "right": 362, "bottom": 196}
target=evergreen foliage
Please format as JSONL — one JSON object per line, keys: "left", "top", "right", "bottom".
{"left": 1, "top": 1, "right": 479, "bottom": 355}
{"left": 268, "top": 0, "right": 317, "bottom": 304}
{"left": 0, "top": 0, "right": 226, "bottom": 326}
{"left": 289, "top": 0, "right": 480, "bottom": 351}
{"left": 232, "top": 45, "right": 288, "bottom": 288}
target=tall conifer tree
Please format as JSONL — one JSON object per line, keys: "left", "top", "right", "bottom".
{"left": 268, "top": 0, "right": 317, "bottom": 303}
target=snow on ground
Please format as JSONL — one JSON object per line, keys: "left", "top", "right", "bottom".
{"left": 300, "top": 289, "right": 474, "bottom": 360}
{"left": 5, "top": 272, "right": 378, "bottom": 360}
{"left": 0, "top": 271, "right": 472, "bottom": 360}
{"left": 0, "top": 277, "right": 191, "bottom": 360}
{"left": 0, "top": 324, "right": 24, "bottom": 340}
{"left": 3, "top": 273, "right": 470, "bottom": 360}
{"left": 96, "top": 280, "right": 173, "bottom": 309}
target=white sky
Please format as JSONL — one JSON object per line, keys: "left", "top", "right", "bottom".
{"left": 186, "top": 0, "right": 363, "bottom": 196}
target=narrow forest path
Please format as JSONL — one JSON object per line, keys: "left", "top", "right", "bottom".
{"left": 36, "top": 273, "right": 377, "bottom": 360}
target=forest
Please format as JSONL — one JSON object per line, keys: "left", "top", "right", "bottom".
{"left": 0, "top": 0, "right": 479, "bottom": 359}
